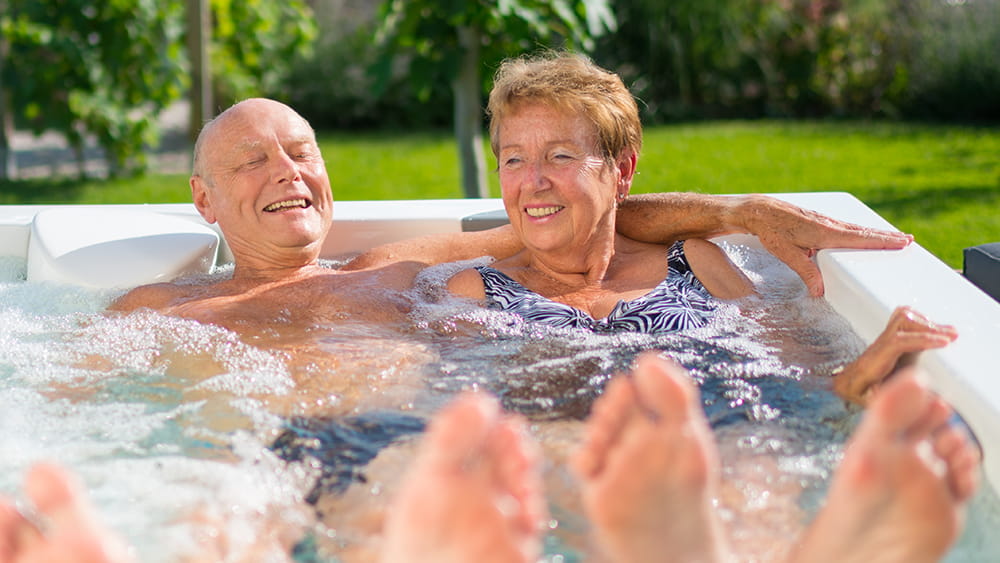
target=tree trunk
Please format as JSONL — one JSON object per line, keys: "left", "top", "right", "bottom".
{"left": 0, "top": 1, "right": 16, "bottom": 180}
{"left": 453, "top": 26, "right": 489, "bottom": 199}
{"left": 669, "top": 32, "right": 691, "bottom": 109}
{"left": 0, "top": 98, "right": 12, "bottom": 181}
{"left": 187, "top": 0, "right": 213, "bottom": 142}
{"left": 73, "top": 141, "right": 86, "bottom": 179}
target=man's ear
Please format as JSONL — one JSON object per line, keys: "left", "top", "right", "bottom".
{"left": 191, "top": 176, "right": 217, "bottom": 224}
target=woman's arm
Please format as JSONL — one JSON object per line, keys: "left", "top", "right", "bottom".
{"left": 617, "top": 193, "right": 913, "bottom": 296}
{"left": 446, "top": 268, "right": 487, "bottom": 300}
{"left": 681, "top": 239, "right": 756, "bottom": 300}
{"left": 832, "top": 306, "right": 957, "bottom": 406}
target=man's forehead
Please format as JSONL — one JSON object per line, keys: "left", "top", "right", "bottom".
{"left": 211, "top": 103, "right": 315, "bottom": 149}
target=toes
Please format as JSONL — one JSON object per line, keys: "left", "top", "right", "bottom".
{"left": 573, "top": 375, "right": 636, "bottom": 479}
{"left": 24, "top": 462, "right": 92, "bottom": 536}
{"left": 864, "top": 368, "right": 934, "bottom": 441}
{"left": 490, "top": 416, "right": 545, "bottom": 532}
{"left": 0, "top": 496, "right": 27, "bottom": 559}
{"left": 932, "top": 424, "right": 982, "bottom": 501}
{"left": 949, "top": 449, "right": 981, "bottom": 501}
{"left": 630, "top": 353, "right": 699, "bottom": 425}
{"left": 903, "top": 396, "right": 953, "bottom": 443}
{"left": 422, "top": 393, "right": 499, "bottom": 471}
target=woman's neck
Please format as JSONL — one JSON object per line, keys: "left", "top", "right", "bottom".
{"left": 526, "top": 232, "right": 621, "bottom": 289}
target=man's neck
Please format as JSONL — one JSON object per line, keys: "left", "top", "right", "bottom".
{"left": 230, "top": 260, "right": 325, "bottom": 283}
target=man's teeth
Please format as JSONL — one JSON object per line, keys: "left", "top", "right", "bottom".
{"left": 526, "top": 206, "right": 563, "bottom": 218}
{"left": 263, "top": 199, "right": 308, "bottom": 212}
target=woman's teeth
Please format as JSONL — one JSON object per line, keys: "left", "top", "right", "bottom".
{"left": 526, "top": 206, "right": 563, "bottom": 218}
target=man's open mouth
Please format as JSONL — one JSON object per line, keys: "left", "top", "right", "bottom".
{"left": 525, "top": 206, "right": 564, "bottom": 218}
{"left": 263, "top": 198, "right": 310, "bottom": 212}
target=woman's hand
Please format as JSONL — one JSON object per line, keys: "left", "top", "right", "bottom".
{"left": 734, "top": 195, "right": 913, "bottom": 297}
{"left": 833, "top": 306, "right": 957, "bottom": 406}
{"left": 617, "top": 193, "right": 913, "bottom": 297}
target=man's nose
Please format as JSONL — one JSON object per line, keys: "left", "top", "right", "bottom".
{"left": 272, "top": 151, "right": 301, "bottom": 183}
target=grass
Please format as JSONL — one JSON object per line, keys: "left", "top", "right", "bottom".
{"left": 636, "top": 121, "right": 1000, "bottom": 267}
{"left": 2, "top": 120, "right": 997, "bottom": 267}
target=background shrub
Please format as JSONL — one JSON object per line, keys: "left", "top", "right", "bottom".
{"left": 281, "top": 26, "right": 452, "bottom": 130}
{"left": 899, "top": 0, "right": 1000, "bottom": 121}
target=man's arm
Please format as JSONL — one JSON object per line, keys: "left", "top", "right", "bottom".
{"left": 346, "top": 192, "right": 912, "bottom": 296}
{"left": 343, "top": 225, "right": 523, "bottom": 272}
{"left": 616, "top": 193, "right": 913, "bottom": 296}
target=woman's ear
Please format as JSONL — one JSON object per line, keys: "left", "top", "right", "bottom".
{"left": 190, "top": 175, "right": 217, "bottom": 224}
{"left": 616, "top": 149, "right": 638, "bottom": 196}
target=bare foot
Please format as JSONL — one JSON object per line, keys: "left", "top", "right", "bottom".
{"left": 571, "top": 352, "right": 732, "bottom": 563}
{"left": 0, "top": 463, "right": 134, "bottom": 563}
{"left": 790, "top": 367, "right": 980, "bottom": 563}
{"left": 379, "top": 393, "right": 546, "bottom": 563}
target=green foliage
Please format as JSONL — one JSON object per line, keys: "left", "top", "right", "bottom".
{"left": 285, "top": 24, "right": 454, "bottom": 130}
{"left": 627, "top": 0, "right": 1000, "bottom": 122}
{"left": 281, "top": 0, "right": 998, "bottom": 125}
{"left": 811, "top": 0, "right": 908, "bottom": 117}
{"left": 594, "top": 0, "right": 755, "bottom": 119}
{"left": 901, "top": 0, "right": 1000, "bottom": 120}
{"left": 7, "top": 122, "right": 997, "bottom": 267}
{"left": 371, "top": 0, "right": 616, "bottom": 100}
{"left": 0, "top": 0, "right": 316, "bottom": 178}
{"left": 372, "top": 0, "right": 616, "bottom": 197}
{"left": 1, "top": 0, "right": 187, "bottom": 176}
{"left": 209, "top": 0, "right": 317, "bottom": 106}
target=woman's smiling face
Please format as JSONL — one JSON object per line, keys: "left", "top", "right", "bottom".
{"left": 497, "top": 101, "right": 626, "bottom": 256}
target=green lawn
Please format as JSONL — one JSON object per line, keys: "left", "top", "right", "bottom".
{"left": 2, "top": 121, "right": 998, "bottom": 267}
{"left": 637, "top": 121, "right": 1000, "bottom": 268}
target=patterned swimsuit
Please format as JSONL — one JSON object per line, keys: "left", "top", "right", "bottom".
{"left": 475, "top": 241, "right": 717, "bottom": 334}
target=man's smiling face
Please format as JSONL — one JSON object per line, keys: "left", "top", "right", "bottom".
{"left": 191, "top": 98, "right": 334, "bottom": 266}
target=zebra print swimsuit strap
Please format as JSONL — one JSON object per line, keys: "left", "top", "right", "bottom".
{"left": 476, "top": 240, "right": 716, "bottom": 334}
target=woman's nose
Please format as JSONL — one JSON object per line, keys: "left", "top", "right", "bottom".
{"left": 525, "top": 161, "right": 551, "bottom": 192}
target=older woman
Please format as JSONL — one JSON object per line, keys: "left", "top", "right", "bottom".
{"left": 448, "top": 52, "right": 956, "bottom": 406}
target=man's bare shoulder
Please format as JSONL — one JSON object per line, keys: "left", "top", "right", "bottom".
{"left": 338, "top": 259, "right": 426, "bottom": 291}
{"left": 107, "top": 282, "right": 196, "bottom": 313}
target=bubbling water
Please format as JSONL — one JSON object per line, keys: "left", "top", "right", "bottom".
{"left": 407, "top": 245, "right": 1000, "bottom": 562}
{"left": 0, "top": 259, "right": 314, "bottom": 561}
{"left": 0, "top": 246, "right": 997, "bottom": 562}
{"left": 404, "top": 250, "right": 862, "bottom": 560}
